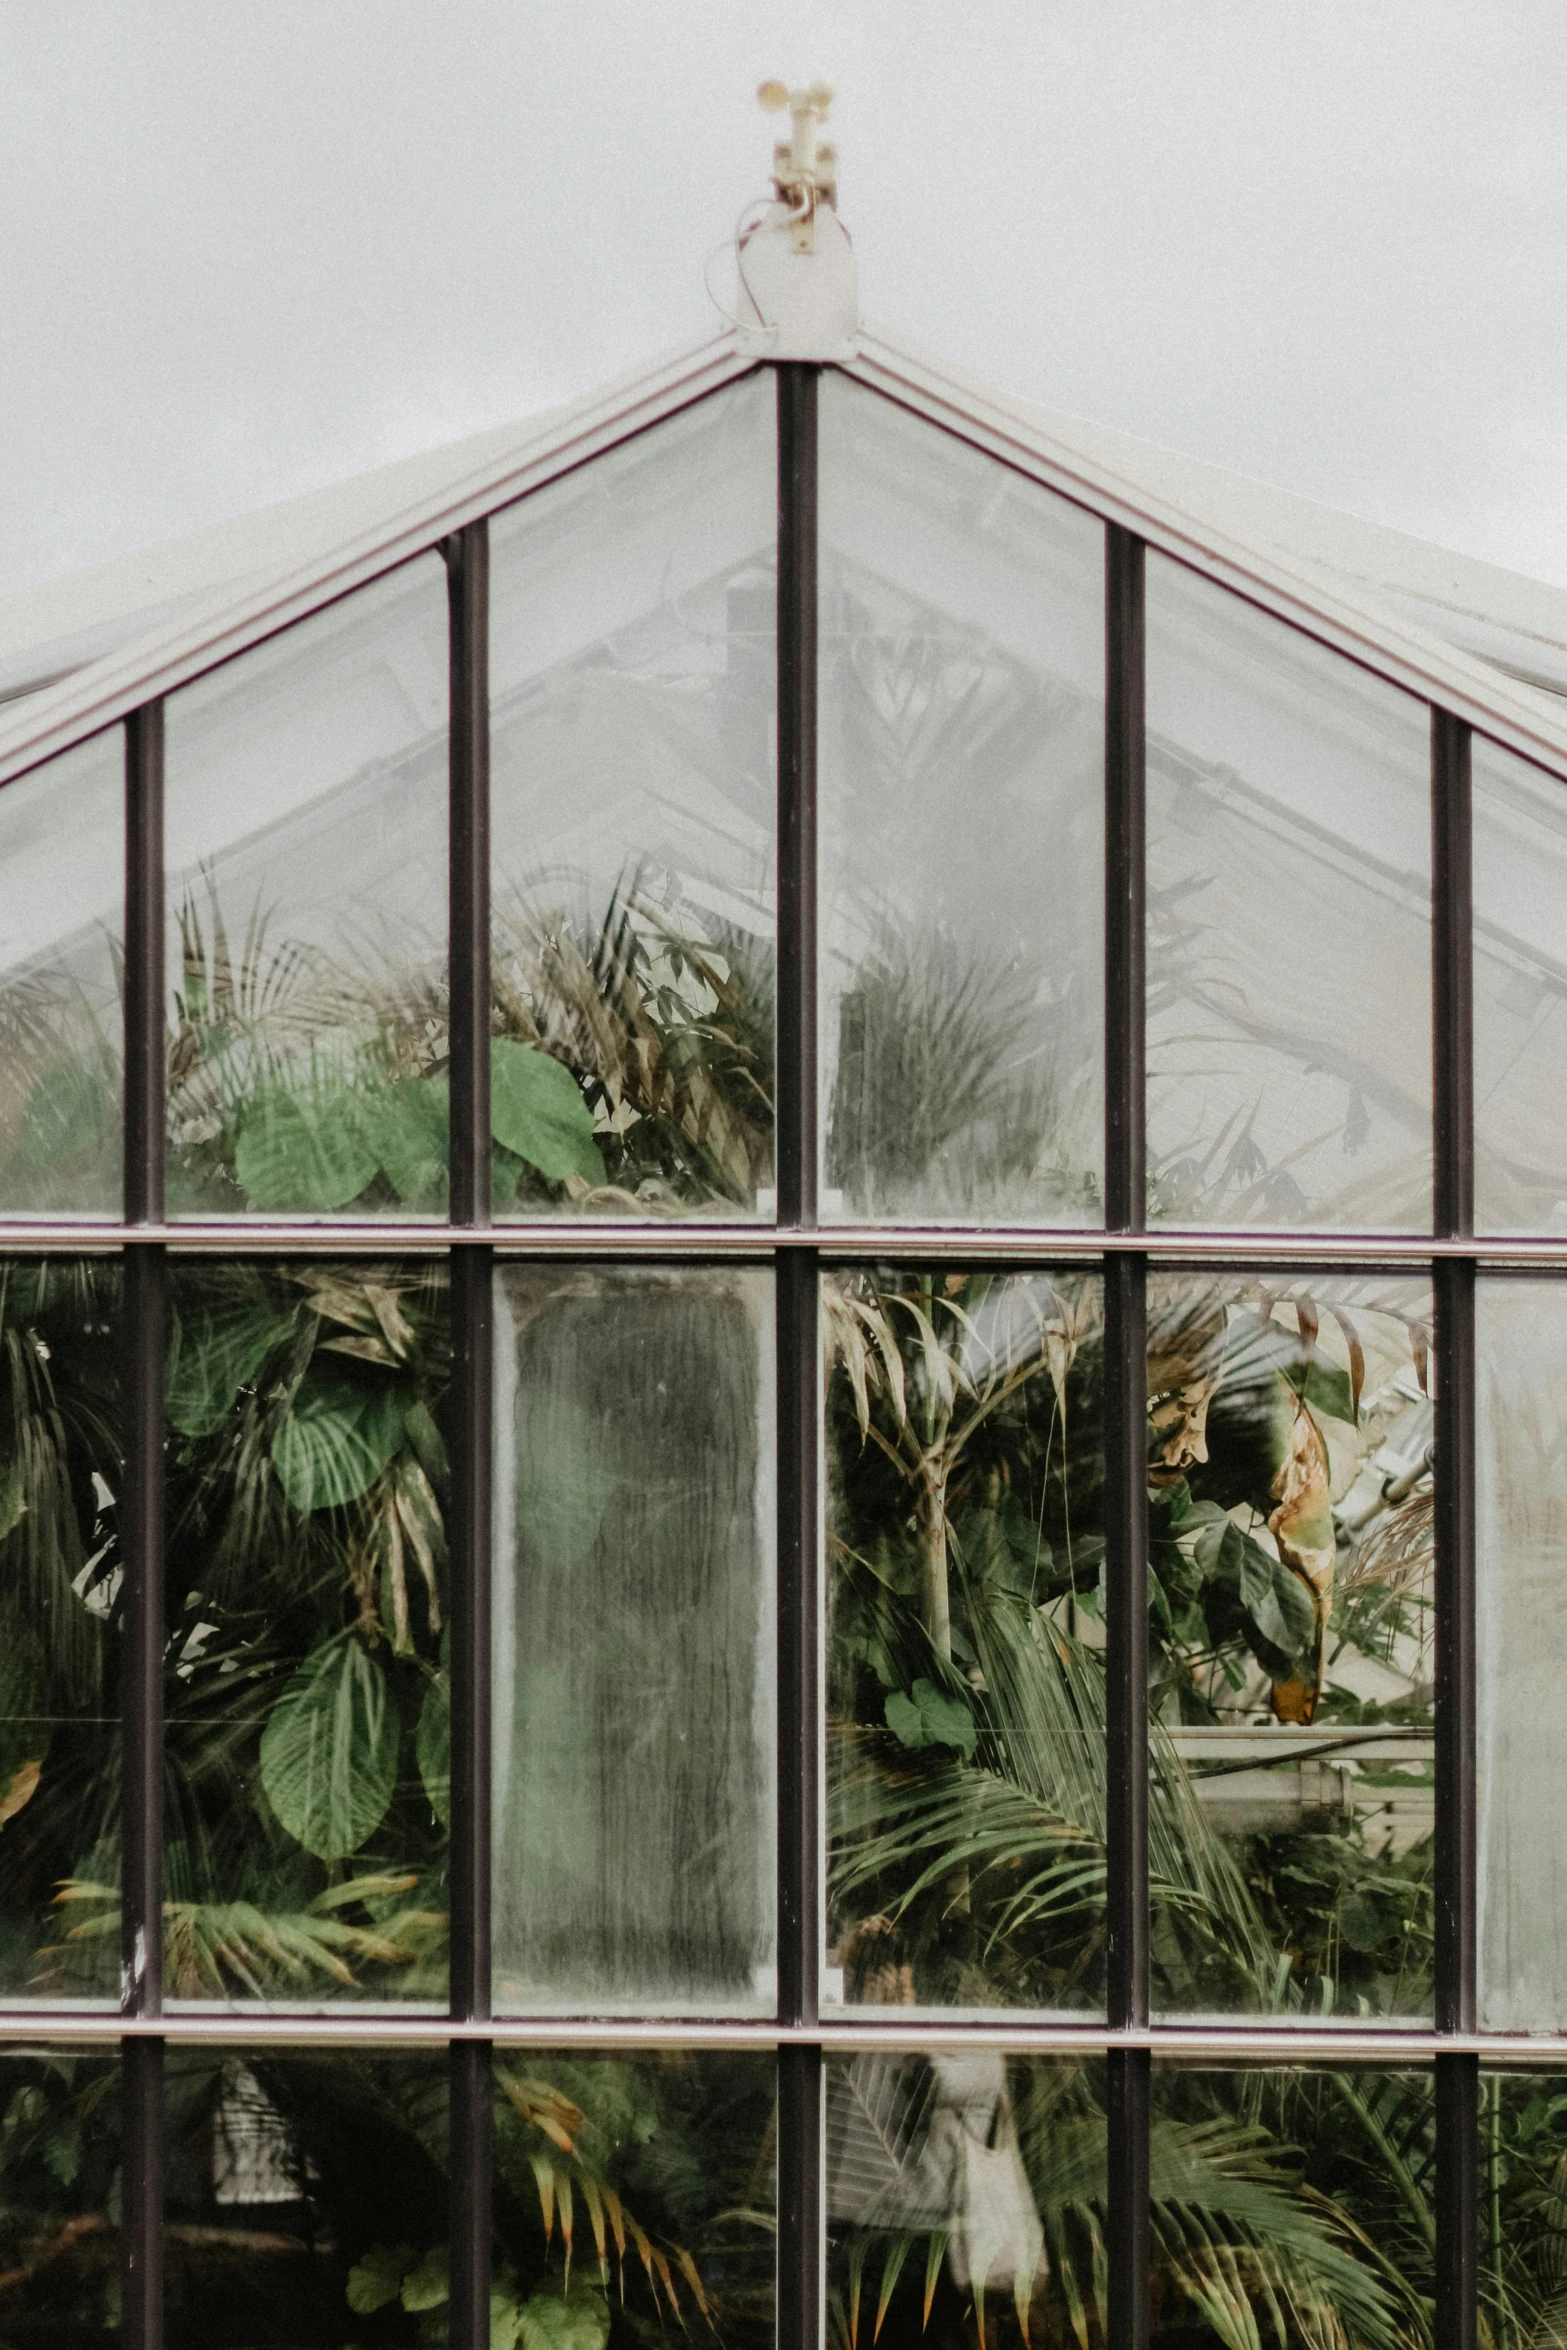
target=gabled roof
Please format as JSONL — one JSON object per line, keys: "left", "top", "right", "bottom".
{"left": 3, "top": 319, "right": 1567, "bottom": 787}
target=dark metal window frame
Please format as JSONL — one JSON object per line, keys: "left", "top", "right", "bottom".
{"left": 0, "top": 359, "right": 1554, "bottom": 2350}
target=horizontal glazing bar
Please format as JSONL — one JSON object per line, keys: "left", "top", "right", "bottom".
{"left": 9, "top": 2015, "right": 1567, "bottom": 2062}
{"left": 4, "top": 1221, "right": 1567, "bottom": 1265}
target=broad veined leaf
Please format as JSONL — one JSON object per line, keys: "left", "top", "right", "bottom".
{"left": 401, "top": 2245, "right": 450, "bottom": 2312}
{"left": 367, "top": 1073, "right": 449, "bottom": 1210}
{"left": 270, "top": 1374, "right": 405, "bottom": 1514}
{"left": 258, "top": 1632, "right": 399, "bottom": 1859}
{"left": 884, "top": 1678, "right": 977, "bottom": 1760}
{"left": 490, "top": 1041, "right": 605, "bottom": 1185}
{"left": 168, "top": 1299, "right": 297, "bottom": 1437}
{"left": 516, "top": 2285, "right": 611, "bottom": 2350}
{"left": 417, "top": 1663, "right": 450, "bottom": 1826}
{"left": 347, "top": 2243, "right": 416, "bottom": 2315}
{"left": 1248, "top": 1557, "right": 1318, "bottom": 1666}
{"left": 235, "top": 1086, "right": 381, "bottom": 1212}
{"left": 515, "top": 1391, "right": 611, "bottom": 1565}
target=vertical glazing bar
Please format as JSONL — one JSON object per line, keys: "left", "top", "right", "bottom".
{"left": 776, "top": 363, "right": 819, "bottom": 1229}
{"left": 776, "top": 361, "right": 822, "bottom": 2350}
{"left": 445, "top": 521, "right": 491, "bottom": 1229}
{"left": 1437, "top": 2052, "right": 1478, "bottom": 2350}
{"left": 1432, "top": 710, "right": 1474, "bottom": 1245}
{"left": 122, "top": 703, "right": 165, "bottom": 2345}
{"left": 445, "top": 521, "right": 494, "bottom": 2349}
{"left": 1105, "top": 525, "right": 1149, "bottom": 2349}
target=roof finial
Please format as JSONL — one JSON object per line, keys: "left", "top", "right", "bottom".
{"left": 756, "top": 79, "right": 837, "bottom": 253}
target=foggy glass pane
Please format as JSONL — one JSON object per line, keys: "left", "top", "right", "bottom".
{"left": 164, "top": 558, "right": 449, "bottom": 1218}
{"left": 0, "top": 2046, "right": 122, "bottom": 2334}
{"left": 826, "top": 2052, "right": 1103, "bottom": 2339}
{"left": 488, "top": 379, "right": 776, "bottom": 1220}
{"left": 0, "top": 1260, "right": 123, "bottom": 2005}
{"left": 1474, "top": 738, "right": 1567, "bottom": 1232}
{"left": 1146, "top": 1274, "right": 1434, "bottom": 2022}
{"left": 163, "top": 1258, "right": 450, "bottom": 2010}
{"left": 1149, "top": 2064, "right": 1435, "bottom": 2340}
{"left": 0, "top": 732, "right": 122, "bottom": 1216}
{"left": 819, "top": 375, "right": 1105, "bottom": 1226}
{"left": 825, "top": 1268, "right": 1106, "bottom": 2016}
{"left": 493, "top": 2049, "right": 776, "bottom": 2350}
{"left": 1146, "top": 557, "right": 1432, "bottom": 1230}
{"left": 1477, "top": 1277, "right": 1567, "bottom": 2030}
{"left": 165, "top": 2046, "right": 446, "bottom": 2347}
{"left": 493, "top": 1264, "right": 776, "bottom": 2014}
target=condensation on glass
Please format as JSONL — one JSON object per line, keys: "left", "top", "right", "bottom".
{"left": 488, "top": 379, "right": 777, "bottom": 1221}
{"left": 1148, "top": 2062, "right": 1435, "bottom": 2338}
{"left": 825, "top": 1266, "right": 1106, "bottom": 2016}
{"left": 164, "top": 558, "right": 450, "bottom": 1218}
{"left": 1146, "top": 1273, "right": 1435, "bottom": 2022}
{"left": 0, "top": 1258, "right": 123, "bottom": 2004}
{"left": 1473, "top": 738, "right": 1567, "bottom": 1233}
{"left": 826, "top": 2050, "right": 1104, "bottom": 2341}
{"left": 1477, "top": 1277, "right": 1567, "bottom": 2031}
{"left": 1146, "top": 558, "right": 1432, "bottom": 1231}
{"left": 0, "top": 2045, "right": 122, "bottom": 2332}
{"left": 492, "top": 1263, "right": 776, "bottom": 2014}
{"left": 0, "top": 732, "right": 123, "bottom": 1217}
{"left": 818, "top": 376, "right": 1105, "bottom": 1227}
{"left": 163, "top": 1257, "right": 451, "bottom": 2011}
{"left": 164, "top": 2045, "right": 447, "bottom": 2347}
{"left": 492, "top": 2048, "right": 777, "bottom": 2350}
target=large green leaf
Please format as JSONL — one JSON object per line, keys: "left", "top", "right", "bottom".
{"left": 515, "top": 2286, "right": 610, "bottom": 2350}
{"left": 885, "top": 1677, "right": 978, "bottom": 1760}
{"left": 417, "top": 1667, "right": 450, "bottom": 1826}
{"left": 270, "top": 1373, "right": 405, "bottom": 1513}
{"left": 258, "top": 1632, "right": 399, "bottom": 1859}
{"left": 489, "top": 1042, "right": 604, "bottom": 1186}
{"left": 235, "top": 1086, "right": 381, "bottom": 1212}
{"left": 367, "top": 1074, "right": 449, "bottom": 1210}
{"left": 168, "top": 1299, "right": 297, "bottom": 1438}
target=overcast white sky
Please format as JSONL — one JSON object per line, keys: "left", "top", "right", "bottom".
{"left": 3, "top": 0, "right": 1567, "bottom": 601}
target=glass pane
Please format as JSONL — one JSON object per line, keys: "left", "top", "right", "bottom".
{"left": 1146, "top": 557, "right": 1432, "bottom": 1230}
{"left": 162, "top": 1258, "right": 450, "bottom": 2008}
{"left": 1149, "top": 2064, "right": 1434, "bottom": 2341}
{"left": 0, "top": 2045, "right": 122, "bottom": 2334}
{"left": 0, "top": 734, "right": 123, "bottom": 1216}
{"left": 165, "top": 2046, "right": 445, "bottom": 2347}
{"left": 1474, "top": 738, "right": 1567, "bottom": 1231}
{"left": 819, "top": 376, "right": 1105, "bottom": 1226}
{"left": 1479, "top": 2070, "right": 1567, "bottom": 2344}
{"left": 165, "top": 559, "right": 449, "bottom": 1218}
{"left": 492, "top": 1264, "right": 775, "bottom": 2013}
{"left": 489, "top": 379, "right": 776, "bottom": 1221}
{"left": 1147, "top": 1274, "right": 1435, "bottom": 2021}
{"left": 827, "top": 2051, "right": 1104, "bottom": 2341}
{"left": 825, "top": 1269, "right": 1106, "bottom": 2015}
{"left": 0, "top": 1261, "right": 123, "bottom": 2004}
{"left": 493, "top": 2049, "right": 775, "bottom": 2349}
{"left": 1478, "top": 1277, "right": 1567, "bottom": 2030}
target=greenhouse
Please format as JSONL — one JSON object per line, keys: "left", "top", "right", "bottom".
{"left": 3, "top": 84, "right": 1567, "bottom": 2350}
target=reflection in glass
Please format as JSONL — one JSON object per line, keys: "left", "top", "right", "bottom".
{"left": 1146, "top": 1275, "right": 1434, "bottom": 2021}
{"left": 492, "top": 1265, "right": 775, "bottom": 2013}
{"left": 1149, "top": 2065, "right": 1434, "bottom": 2342}
{"left": 164, "top": 559, "right": 449, "bottom": 1217}
{"left": 0, "top": 2047, "right": 122, "bottom": 2333}
{"left": 0, "top": 1262, "right": 123, "bottom": 2003}
{"left": 1477, "top": 1278, "right": 1567, "bottom": 2030}
{"left": 827, "top": 2053, "right": 1103, "bottom": 2349}
{"left": 819, "top": 376, "right": 1104, "bottom": 1226}
{"left": 160, "top": 1259, "right": 450, "bottom": 2008}
{"left": 825, "top": 1270, "right": 1107, "bottom": 2014}
{"left": 0, "top": 734, "right": 123, "bottom": 1216}
{"left": 165, "top": 2046, "right": 446, "bottom": 2347}
{"left": 1478, "top": 2072, "right": 1567, "bottom": 2347}
{"left": 1474, "top": 739, "right": 1567, "bottom": 1232}
{"left": 493, "top": 2049, "right": 775, "bottom": 2350}
{"left": 489, "top": 380, "right": 776, "bottom": 1219}
{"left": 1146, "top": 558, "right": 1432, "bottom": 1230}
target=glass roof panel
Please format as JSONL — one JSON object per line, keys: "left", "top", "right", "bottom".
{"left": 1473, "top": 736, "right": 1567, "bottom": 1233}
{"left": 488, "top": 377, "right": 776, "bottom": 1221}
{"left": 0, "top": 731, "right": 122, "bottom": 1216}
{"left": 1146, "top": 557, "right": 1432, "bottom": 1232}
{"left": 818, "top": 375, "right": 1105, "bottom": 1226}
{"left": 163, "top": 559, "right": 449, "bottom": 1219}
